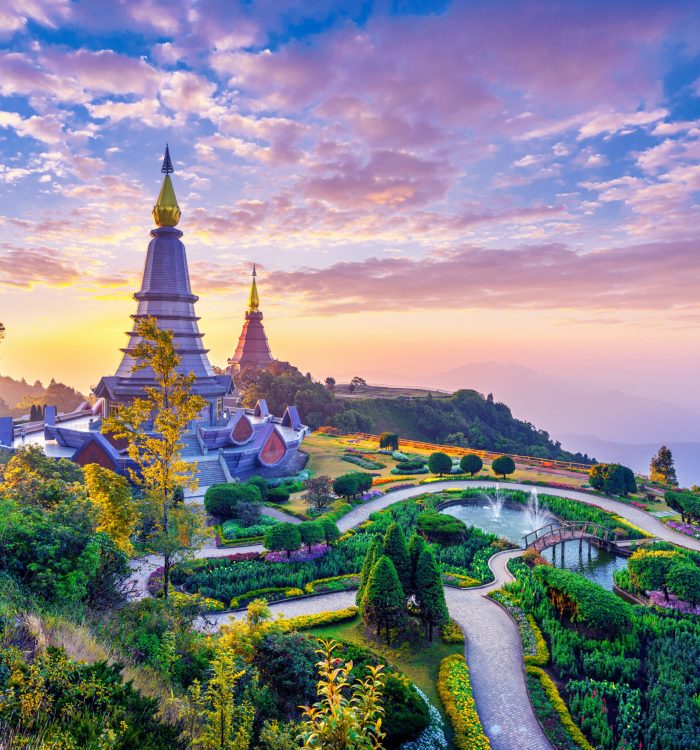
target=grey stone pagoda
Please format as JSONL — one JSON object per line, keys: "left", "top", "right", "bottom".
{"left": 94, "top": 146, "right": 233, "bottom": 423}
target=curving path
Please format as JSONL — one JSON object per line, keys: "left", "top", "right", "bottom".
{"left": 131, "top": 480, "right": 700, "bottom": 750}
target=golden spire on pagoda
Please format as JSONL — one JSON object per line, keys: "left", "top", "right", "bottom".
{"left": 248, "top": 263, "right": 260, "bottom": 311}
{"left": 152, "top": 144, "right": 181, "bottom": 227}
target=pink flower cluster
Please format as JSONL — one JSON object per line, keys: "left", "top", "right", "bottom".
{"left": 649, "top": 590, "right": 700, "bottom": 616}
{"left": 360, "top": 489, "right": 384, "bottom": 502}
{"left": 265, "top": 543, "right": 330, "bottom": 564}
{"left": 667, "top": 520, "right": 700, "bottom": 540}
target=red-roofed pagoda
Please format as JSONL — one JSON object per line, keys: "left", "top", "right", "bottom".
{"left": 228, "top": 264, "right": 275, "bottom": 373}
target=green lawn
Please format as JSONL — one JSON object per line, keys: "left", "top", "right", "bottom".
{"left": 306, "top": 615, "right": 463, "bottom": 721}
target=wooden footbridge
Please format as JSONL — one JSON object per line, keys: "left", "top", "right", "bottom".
{"left": 523, "top": 522, "right": 622, "bottom": 553}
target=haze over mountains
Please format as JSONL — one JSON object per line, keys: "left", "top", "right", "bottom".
{"left": 337, "top": 361, "right": 700, "bottom": 485}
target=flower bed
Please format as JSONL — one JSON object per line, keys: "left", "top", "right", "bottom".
{"left": 666, "top": 519, "right": 700, "bottom": 540}
{"left": 442, "top": 572, "right": 481, "bottom": 588}
{"left": 341, "top": 453, "right": 386, "bottom": 470}
{"left": 649, "top": 590, "right": 700, "bottom": 615}
{"left": 441, "top": 619, "right": 465, "bottom": 644}
{"left": 221, "top": 516, "right": 278, "bottom": 541}
{"left": 526, "top": 666, "right": 595, "bottom": 750}
{"left": 358, "top": 489, "right": 384, "bottom": 502}
{"left": 281, "top": 606, "right": 359, "bottom": 631}
{"left": 265, "top": 543, "right": 330, "bottom": 563}
{"left": 401, "top": 687, "right": 448, "bottom": 750}
{"left": 304, "top": 573, "right": 360, "bottom": 594}
{"left": 168, "top": 591, "right": 226, "bottom": 612}
{"left": 230, "top": 586, "right": 304, "bottom": 609}
{"left": 438, "top": 655, "right": 491, "bottom": 750}
{"left": 372, "top": 476, "right": 417, "bottom": 486}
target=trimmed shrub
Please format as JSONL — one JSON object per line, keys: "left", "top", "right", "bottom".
{"left": 264, "top": 522, "right": 302, "bottom": 557}
{"left": 266, "top": 486, "right": 291, "bottom": 503}
{"left": 281, "top": 606, "right": 359, "bottom": 631}
{"left": 428, "top": 451, "right": 453, "bottom": 476}
{"left": 460, "top": 453, "right": 483, "bottom": 476}
{"left": 491, "top": 455, "right": 515, "bottom": 478}
{"left": 379, "top": 432, "right": 399, "bottom": 451}
{"left": 589, "top": 463, "right": 637, "bottom": 496}
{"left": 416, "top": 512, "right": 466, "bottom": 544}
{"left": 247, "top": 475, "right": 269, "bottom": 499}
{"left": 203, "top": 482, "right": 262, "bottom": 519}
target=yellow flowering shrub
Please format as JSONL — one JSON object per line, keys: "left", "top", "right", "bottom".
{"left": 441, "top": 619, "right": 465, "bottom": 644}
{"left": 280, "top": 606, "right": 359, "bottom": 632}
{"left": 168, "top": 591, "right": 226, "bottom": 612}
{"left": 526, "top": 665, "right": 595, "bottom": 750}
{"left": 438, "top": 655, "right": 491, "bottom": 750}
{"left": 523, "top": 615, "right": 549, "bottom": 666}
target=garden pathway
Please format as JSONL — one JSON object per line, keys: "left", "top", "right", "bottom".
{"left": 130, "top": 479, "right": 700, "bottom": 750}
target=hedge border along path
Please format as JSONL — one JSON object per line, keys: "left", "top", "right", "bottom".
{"left": 132, "top": 479, "right": 700, "bottom": 750}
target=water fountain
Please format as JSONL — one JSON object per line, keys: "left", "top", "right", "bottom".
{"left": 483, "top": 483, "right": 506, "bottom": 520}
{"left": 525, "top": 488, "right": 549, "bottom": 531}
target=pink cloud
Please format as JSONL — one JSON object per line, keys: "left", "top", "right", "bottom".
{"left": 0, "top": 245, "right": 81, "bottom": 288}
{"left": 259, "top": 239, "right": 700, "bottom": 314}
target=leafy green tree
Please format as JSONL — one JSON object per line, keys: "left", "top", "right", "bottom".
{"left": 589, "top": 463, "right": 636, "bottom": 495}
{"left": 362, "top": 556, "right": 406, "bottom": 645}
{"left": 491, "top": 455, "right": 516, "bottom": 478}
{"left": 325, "top": 377, "right": 336, "bottom": 391}
{"left": 628, "top": 549, "right": 678, "bottom": 599}
{"left": 428, "top": 451, "right": 452, "bottom": 477}
{"left": 415, "top": 547, "right": 449, "bottom": 640}
{"left": 379, "top": 432, "right": 399, "bottom": 451}
{"left": 83, "top": 463, "right": 138, "bottom": 556}
{"left": 103, "top": 316, "right": 208, "bottom": 600}
{"left": 303, "top": 475, "right": 334, "bottom": 511}
{"left": 459, "top": 453, "right": 483, "bottom": 476}
{"left": 666, "top": 557, "right": 700, "bottom": 605}
{"left": 183, "top": 647, "right": 254, "bottom": 749}
{"left": 299, "top": 520, "right": 325, "bottom": 551}
{"left": 416, "top": 512, "right": 466, "bottom": 544}
{"left": 650, "top": 446, "right": 678, "bottom": 486}
{"left": 264, "top": 522, "right": 302, "bottom": 558}
{"left": 334, "top": 471, "right": 372, "bottom": 500}
{"left": 319, "top": 518, "right": 341, "bottom": 545}
{"left": 382, "top": 522, "right": 411, "bottom": 595}
{"left": 356, "top": 535, "right": 383, "bottom": 606}
{"left": 299, "top": 639, "right": 386, "bottom": 750}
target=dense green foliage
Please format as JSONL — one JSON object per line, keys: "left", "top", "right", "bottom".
{"left": 332, "top": 471, "right": 373, "bottom": 499}
{"left": 649, "top": 445, "right": 678, "bottom": 485}
{"left": 203, "top": 482, "right": 262, "bottom": 520}
{"left": 507, "top": 560, "right": 700, "bottom": 750}
{"left": 362, "top": 555, "right": 406, "bottom": 644}
{"left": 415, "top": 547, "right": 449, "bottom": 640}
{"left": 534, "top": 566, "right": 632, "bottom": 635}
{"left": 379, "top": 432, "right": 399, "bottom": 451}
{"left": 417, "top": 511, "right": 467, "bottom": 543}
{"left": 589, "top": 463, "right": 636, "bottom": 496}
{"left": 221, "top": 515, "right": 278, "bottom": 541}
{"left": 263, "top": 522, "right": 302, "bottom": 556}
{"left": 428, "top": 451, "right": 452, "bottom": 476}
{"left": 381, "top": 522, "right": 412, "bottom": 594}
{"left": 665, "top": 488, "right": 700, "bottom": 524}
{"left": 491, "top": 455, "right": 515, "bottom": 478}
{"left": 333, "top": 388, "right": 593, "bottom": 461}
{"left": 460, "top": 453, "right": 483, "bottom": 476}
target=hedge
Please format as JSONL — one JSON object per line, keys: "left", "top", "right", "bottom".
{"left": 230, "top": 586, "right": 304, "bottom": 609}
{"left": 167, "top": 591, "right": 226, "bottom": 612}
{"left": 341, "top": 454, "right": 386, "bottom": 470}
{"left": 437, "top": 655, "right": 491, "bottom": 750}
{"left": 525, "top": 666, "right": 595, "bottom": 750}
{"left": 281, "top": 606, "right": 359, "bottom": 631}
{"left": 304, "top": 573, "right": 360, "bottom": 594}
{"left": 488, "top": 590, "right": 549, "bottom": 665}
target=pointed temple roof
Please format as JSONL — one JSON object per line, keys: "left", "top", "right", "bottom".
{"left": 228, "top": 264, "right": 275, "bottom": 372}
{"left": 94, "top": 146, "right": 232, "bottom": 405}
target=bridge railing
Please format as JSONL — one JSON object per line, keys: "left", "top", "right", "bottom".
{"left": 523, "top": 521, "right": 621, "bottom": 549}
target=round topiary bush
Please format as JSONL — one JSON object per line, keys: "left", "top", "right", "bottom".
{"left": 204, "top": 482, "right": 262, "bottom": 519}
{"left": 246, "top": 475, "right": 269, "bottom": 500}
{"left": 266, "top": 486, "right": 291, "bottom": 503}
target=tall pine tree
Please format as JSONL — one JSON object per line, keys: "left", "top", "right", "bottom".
{"left": 383, "top": 522, "right": 411, "bottom": 596}
{"left": 408, "top": 532, "right": 427, "bottom": 596}
{"left": 362, "top": 555, "right": 406, "bottom": 645}
{"left": 415, "top": 547, "right": 449, "bottom": 641}
{"left": 650, "top": 445, "right": 678, "bottom": 486}
{"left": 357, "top": 534, "right": 383, "bottom": 607}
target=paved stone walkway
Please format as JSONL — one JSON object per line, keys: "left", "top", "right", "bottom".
{"left": 130, "top": 479, "right": 700, "bottom": 750}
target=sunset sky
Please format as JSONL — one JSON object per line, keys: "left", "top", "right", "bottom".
{"left": 1, "top": 0, "right": 700, "bottom": 408}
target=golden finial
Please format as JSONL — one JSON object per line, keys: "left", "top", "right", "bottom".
{"left": 248, "top": 263, "right": 259, "bottom": 311}
{"left": 152, "top": 144, "right": 181, "bottom": 227}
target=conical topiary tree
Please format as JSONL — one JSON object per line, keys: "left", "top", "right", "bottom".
{"left": 415, "top": 547, "right": 449, "bottom": 641}
{"left": 356, "top": 534, "right": 383, "bottom": 607}
{"left": 383, "top": 522, "right": 411, "bottom": 596}
{"left": 362, "top": 555, "right": 406, "bottom": 645}
{"left": 408, "top": 532, "right": 427, "bottom": 596}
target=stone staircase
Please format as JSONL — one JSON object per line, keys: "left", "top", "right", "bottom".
{"left": 181, "top": 433, "right": 202, "bottom": 456}
{"left": 195, "top": 458, "right": 227, "bottom": 488}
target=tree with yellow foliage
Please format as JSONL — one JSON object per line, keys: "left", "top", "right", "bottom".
{"left": 103, "top": 316, "right": 207, "bottom": 600}
{"left": 83, "top": 463, "right": 138, "bottom": 555}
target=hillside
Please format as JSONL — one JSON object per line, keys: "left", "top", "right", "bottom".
{"left": 0, "top": 375, "right": 86, "bottom": 418}
{"left": 333, "top": 388, "right": 593, "bottom": 462}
